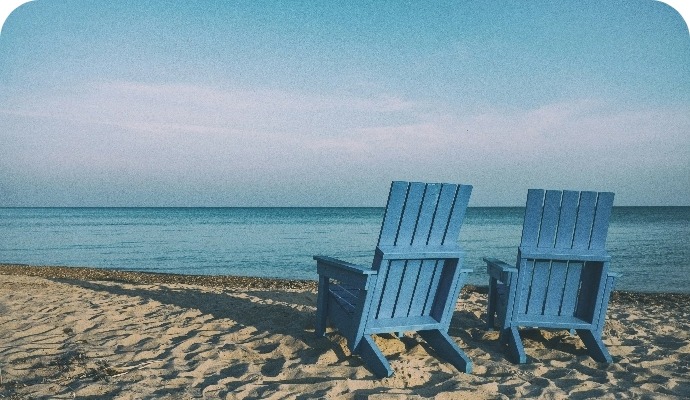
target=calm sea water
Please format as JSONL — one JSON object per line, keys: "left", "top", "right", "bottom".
{"left": 1, "top": 207, "right": 688, "bottom": 293}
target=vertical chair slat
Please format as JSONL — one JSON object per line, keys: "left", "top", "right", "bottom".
{"left": 521, "top": 189, "right": 545, "bottom": 247}
{"left": 595, "top": 268, "right": 616, "bottom": 335}
{"left": 526, "top": 260, "right": 550, "bottom": 315}
{"left": 439, "top": 260, "right": 464, "bottom": 327}
{"left": 427, "top": 184, "right": 459, "bottom": 245}
{"left": 559, "top": 261, "right": 583, "bottom": 316}
{"left": 572, "top": 191, "right": 597, "bottom": 249}
{"left": 408, "top": 259, "right": 437, "bottom": 317}
{"left": 442, "top": 184, "right": 473, "bottom": 245}
{"left": 411, "top": 184, "right": 442, "bottom": 246}
{"left": 554, "top": 191, "right": 579, "bottom": 249}
{"left": 543, "top": 261, "right": 567, "bottom": 316}
{"left": 589, "top": 192, "right": 614, "bottom": 250}
{"left": 430, "top": 260, "right": 456, "bottom": 320}
{"left": 422, "top": 260, "right": 443, "bottom": 316}
{"left": 395, "top": 182, "right": 426, "bottom": 246}
{"left": 575, "top": 261, "right": 602, "bottom": 321}
{"left": 378, "top": 181, "right": 409, "bottom": 247}
{"left": 393, "top": 260, "right": 421, "bottom": 318}
{"left": 376, "top": 260, "right": 405, "bottom": 319}
{"left": 537, "top": 190, "right": 562, "bottom": 248}
{"left": 518, "top": 259, "right": 535, "bottom": 315}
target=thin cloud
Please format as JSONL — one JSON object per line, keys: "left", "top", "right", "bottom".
{"left": 1, "top": 81, "right": 424, "bottom": 137}
{"left": 2, "top": 82, "right": 688, "bottom": 205}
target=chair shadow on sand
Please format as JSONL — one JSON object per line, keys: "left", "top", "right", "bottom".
{"left": 45, "top": 280, "right": 491, "bottom": 385}
{"left": 49, "top": 278, "right": 355, "bottom": 397}
{"left": 450, "top": 290, "right": 594, "bottom": 365}
{"left": 51, "top": 277, "right": 325, "bottom": 346}
{"left": 48, "top": 277, "right": 612, "bottom": 400}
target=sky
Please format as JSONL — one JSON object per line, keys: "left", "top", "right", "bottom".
{"left": 0, "top": 1, "right": 688, "bottom": 207}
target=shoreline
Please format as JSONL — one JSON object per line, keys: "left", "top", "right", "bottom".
{"left": 2, "top": 263, "right": 689, "bottom": 300}
{"left": 0, "top": 263, "right": 317, "bottom": 291}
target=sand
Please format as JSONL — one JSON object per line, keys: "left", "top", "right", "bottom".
{"left": 1, "top": 264, "right": 689, "bottom": 399}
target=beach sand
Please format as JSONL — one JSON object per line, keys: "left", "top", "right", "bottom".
{"left": 1, "top": 264, "right": 689, "bottom": 399}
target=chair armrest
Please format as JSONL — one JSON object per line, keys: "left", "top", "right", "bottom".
{"left": 314, "top": 256, "right": 376, "bottom": 275}
{"left": 314, "top": 256, "right": 377, "bottom": 289}
{"left": 484, "top": 257, "right": 517, "bottom": 282}
{"left": 376, "top": 245, "right": 464, "bottom": 261}
{"left": 518, "top": 246, "right": 611, "bottom": 262}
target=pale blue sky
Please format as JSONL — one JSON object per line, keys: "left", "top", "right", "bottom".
{"left": 1, "top": 1, "right": 688, "bottom": 206}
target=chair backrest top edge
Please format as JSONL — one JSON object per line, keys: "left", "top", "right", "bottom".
{"left": 520, "top": 188, "right": 615, "bottom": 252}
{"left": 377, "top": 181, "right": 472, "bottom": 249}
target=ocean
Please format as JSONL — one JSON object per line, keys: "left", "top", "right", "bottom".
{"left": 1, "top": 207, "right": 688, "bottom": 293}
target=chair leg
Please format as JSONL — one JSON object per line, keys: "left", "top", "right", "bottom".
{"left": 577, "top": 329, "right": 613, "bottom": 363}
{"left": 505, "top": 327, "right": 527, "bottom": 364}
{"left": 487, "top": 277, "right": 497, "bottom": 330}
{"left": 419, "top": 330, "right": 472, "bottom": 373}
{"left": 356, "top": 335, "right": 393, "bottom": 378}
{"left": 315, "top": 276, "right": 328, "bottom": 336}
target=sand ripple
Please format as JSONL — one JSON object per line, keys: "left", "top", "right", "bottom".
{"left": 1, "top": 269, "right": 689, "bottom": 399}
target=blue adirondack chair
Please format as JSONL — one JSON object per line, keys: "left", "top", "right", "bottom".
{"left": 485, "top": 189, "right": 619, "bottom": 364}
{"left": 314, "top": 181, "right": 474, "bottom": 377}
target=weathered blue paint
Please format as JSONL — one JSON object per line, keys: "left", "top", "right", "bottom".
{"left": 485, "top": 189, "right": 619, "bottom": 364}
{"left": 315, "top": 181, "right": 474, "bottom": 378}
